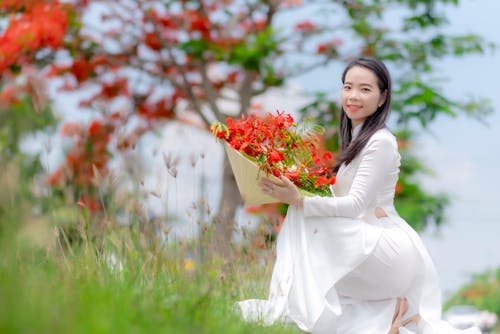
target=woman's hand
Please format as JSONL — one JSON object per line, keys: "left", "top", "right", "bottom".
{"left": 259, "top": 175, "right": 303, "bottom": 207}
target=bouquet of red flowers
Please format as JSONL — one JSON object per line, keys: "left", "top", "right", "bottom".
{"left": 210, "top": 111, "right": 336, "bottom": 205}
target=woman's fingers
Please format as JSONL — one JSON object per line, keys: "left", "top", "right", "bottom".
{"left": 259, "top": 176, "right": 285, "bottom": 188}
{"left": 258, "top": 175, "right": 302, "bottom": 206}
{"left": 279, "top": 175, "right": 295, "bottom": 188}
{"left": 258, "top": 178, "right": 273, "bottom": 191}
{"left": 259, "top": 175, "right": 290, "bottom": 198}
{"left": 259, "top": 177, "right": 278, "bottom": 195}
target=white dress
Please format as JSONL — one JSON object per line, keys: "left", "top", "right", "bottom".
{"left": 237, "top": 127, "right": 481, "bottom": 334}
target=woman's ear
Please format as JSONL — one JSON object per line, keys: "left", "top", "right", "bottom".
{"left": 379, "top": 89, "right": 388, "bottom": 107}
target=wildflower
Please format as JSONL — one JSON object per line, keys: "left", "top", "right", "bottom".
{"left": 183, "top": 258, "right": 195, "bottom": 272}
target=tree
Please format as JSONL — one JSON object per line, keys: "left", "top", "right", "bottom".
{"left": 0, "top": 0, "right": 493, "bottom": 255}
{"left": 0, "top": 69, "right": 56, "bottom": 235}
{"left": 445, "top": 267, "right": 500, "bottom": 317}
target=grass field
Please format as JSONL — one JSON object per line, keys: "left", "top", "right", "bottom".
{"left": 0, "top": 222, "right": 298, "bottom": 334}
{"left": 2, "top": 211, "right": 499, "bottom": 334}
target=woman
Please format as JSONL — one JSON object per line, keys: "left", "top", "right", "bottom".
{"left": 237, "top": 57, "right": 481, "bottom": 334}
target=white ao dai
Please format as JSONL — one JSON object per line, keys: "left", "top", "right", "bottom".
{"left": 237, "top": 128, "right": 481, "bottom": 334}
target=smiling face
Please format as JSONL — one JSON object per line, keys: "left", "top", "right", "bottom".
{"left": 341, "top": 65, "right": 387, "bottom": 128}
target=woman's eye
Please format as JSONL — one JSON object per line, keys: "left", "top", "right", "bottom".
{"left": 362, "top": 88, "right": 370, "bottom": 92}
{"left": 343, "top": 85, "right": 351, "bottom": 90}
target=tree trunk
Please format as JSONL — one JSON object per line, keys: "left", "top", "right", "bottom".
{"left": 213, "top": 154, "right": 242, "bottom": 258}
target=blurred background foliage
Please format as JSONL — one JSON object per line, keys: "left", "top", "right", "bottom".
{"left": 1, "top": 0, "right": 495, "bottom": 245}
{"left": 0, "top": 86, "right": 298, "bottom": 334}
{"left": 0, "top": 0, "right": 498, "bottom": 332}
{"left": 0, "top": 83, "right": 56, "bottom": 235}
{"left": 446, "top": 268, "right": 500, "bottom": 316}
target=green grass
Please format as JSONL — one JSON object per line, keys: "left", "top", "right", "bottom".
{"left": 0, "top": 226, "right": 299, "bottom": 334}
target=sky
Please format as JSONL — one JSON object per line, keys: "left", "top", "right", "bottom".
{"left": 411, "top": 0, "right": 500, "bottom": 296}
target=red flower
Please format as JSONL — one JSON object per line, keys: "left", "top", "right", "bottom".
{"left": 88, "top": 120, "right": 104, "bottom": 138}
{"left": 60, "top": 122, "right": 82, "bottom": 137}
{"left": 0, "top": 0, "right": 33, "bottom": 11}
{"left": 144, "top": 32, "right": 162, "bottom": 51}
{"left": 316, "top": 43, "right": 329, "bottom": 54}
{"left": 316, "top": 38, "right": 343, "bottom": 55}
{"left": 322, "top": 151, "right": 334, "bottom": 162}
{"left": 77, "top": 195, "right": 102, "bottom": 212}
{"left": 314, "top": 175, "right": 336, "bottom": 187}
{"left": 0, "top": 1, "right": 70, "bottom": 72}
{"left": 395, "top": 182, "right": 403, "bottom": 194}
{"left": 268, "top": 150, "right": 285, "bottom": 163}
{"left": 48, "top": 167, "right": 64, "bottom": 186}
{"left": 100, "top": 78, "right": 129, "bottom": 98}
{"left": 71, "top": 57, "right": 94, "bottom": 82}
{"left": 211, "top": 111, "right": 336, "bottom": 197}
{"left": 226, "top": 71, "right": 239, "bottom": 84}
{"left": 0, "top": 85, "right": 20, "bottom": 107}
{"left": 295, "top": 20, "right": 316, "bottom": 32}
{"left": 186, "top": 10, "right": 211, "bottom": 38}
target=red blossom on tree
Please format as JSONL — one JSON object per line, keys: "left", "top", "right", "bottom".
{"left": 295, "top": 20, "right": 316, "bottom": 33}
{"left": 0, "top": 1, "right": 70, "bottom": 72}
{"left": 316, "top": 38, "right": 343, "bottom": 56}
{"left": 0, "top": 0, "right": 488, "bottom": 245}
{"left": 49, "top": 118, "right": 115, "bottom": 196}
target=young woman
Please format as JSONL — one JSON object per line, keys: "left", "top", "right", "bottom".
{"left": 237, "top": 57, "right": 481, "bottom": 334}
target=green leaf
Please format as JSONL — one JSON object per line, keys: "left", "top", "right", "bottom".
{"left": 179, "top": 39, "right": 210, "bottom": 58}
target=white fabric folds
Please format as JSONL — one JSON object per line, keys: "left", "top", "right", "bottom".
{"left": 237, "top": 128, "right": 481, "bottom": 334}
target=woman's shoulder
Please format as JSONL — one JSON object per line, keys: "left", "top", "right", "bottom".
{"left": 370, "top": 127, "right": 397, "bottom": 142}
{"left": 366, "top": 127, "right": 398, "bottom": 151}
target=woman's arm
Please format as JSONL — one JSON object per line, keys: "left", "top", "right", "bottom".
{"left": 303, "top": 131, "right": 398, "bottom": 218}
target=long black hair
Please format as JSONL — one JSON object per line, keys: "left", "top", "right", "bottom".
{"left": 334, "top": 56, "right": 392, "bottom": 172}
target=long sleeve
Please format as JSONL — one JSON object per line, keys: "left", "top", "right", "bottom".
{"left": 303, "top": 130, "right": 398, "bottom": 218}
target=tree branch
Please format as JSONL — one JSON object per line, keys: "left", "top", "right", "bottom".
{"left": 239, "top": 70, "right": 255, "bottom": 116}
{"left": 142, "top": 9, "right": 211, "bottom": 127}
{"left": 198, "top": 60, "right": 224, "bottom": 121}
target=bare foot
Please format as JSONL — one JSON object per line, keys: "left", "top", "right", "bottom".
{"left": 389, "top": 298, "right": 408, "bottom": 334}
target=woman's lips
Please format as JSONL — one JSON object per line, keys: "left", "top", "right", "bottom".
{"left": 346, "top": 104, "right": 361, "bottom": 112}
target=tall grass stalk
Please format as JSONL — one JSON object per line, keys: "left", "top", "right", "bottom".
{"left": 0, "top": 221, "right": 298, "bottom": 334}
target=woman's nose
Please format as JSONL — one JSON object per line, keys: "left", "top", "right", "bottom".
{"left": 348, "top": 89, "right": 360, "bottom": 100}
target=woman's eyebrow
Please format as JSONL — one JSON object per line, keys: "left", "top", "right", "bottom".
{"left": 344, "top": 81, "right": 375, "bottom": 87}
